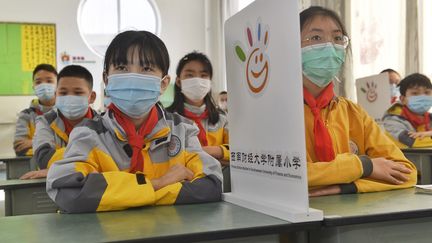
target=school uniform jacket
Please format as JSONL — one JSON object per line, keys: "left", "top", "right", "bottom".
{"left": 46, "top": 105, "right": 223, "bottom": 213}
{"left": 33, "top": 108, "right": 99, "bottom": 169}
{"left": 182, "top": 104, "right": 230, "bottom": 161}
{"left": 382, "top": 103, "right": 432, "bottom": 148}
{"left": 14, "top": 99, "right": 52, "bottom": 156}
{"left": 305, "top": 97, "right": 417, "bottom": 193}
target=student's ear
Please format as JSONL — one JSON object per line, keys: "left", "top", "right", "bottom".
{"left": 88, "top": 91, "right": 96, "bottom": 104}
{"left": 102, "top": 71, "right": 108, "bottom": 85}
{"left": 400, "top": 95, "right": 407, "bottom": 105}
{"left": 160, "top": 75, "right": 171, "bottom": 94}
{"left": 175, "top": 77, "right": 181, "bottom": 88}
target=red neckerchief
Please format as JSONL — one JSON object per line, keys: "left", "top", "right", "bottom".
{"left": 183, "top": 108, "right": 209, "bottom": 146}
{"left": 109, "top": 104, "right": 159, "bottom": 173}
{"left": 60, "top": 108, "right": 94, "bottom": 136}
{"left": 303, "top": 83, "right": 336, "bottom": 162}
{"left": 401, "top": 106, "right": 430, "bottom": 131}
{"left": 35, "top": 108, "right": 44, "bottom": 116}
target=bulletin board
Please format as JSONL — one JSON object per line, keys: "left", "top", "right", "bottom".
{"left": 0, "top": 22, "right": 56, "bottom": 95}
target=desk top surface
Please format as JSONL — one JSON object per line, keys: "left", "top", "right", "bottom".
{"left": 0, "top": 178, "right": 46, "bottom": 189}
{"left": 310, "top": 188, "right": 432, "bottom": 226}
{"left": 401, "top": 148, "right": 432, "bottom": 154}
{"left": 0, "top": 202, "right": 318, "bottom": 243}
{"left": 0, "top": 156, "right": 31, "bottom": 163}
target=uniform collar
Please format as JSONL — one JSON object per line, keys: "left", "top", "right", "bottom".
{"left": 31, "top": 98, "right": 53, "bottom": 113}
{"left": 107, "top": 104, "right": 171, "bottom": 149}
{"left": 184, "top": 102, "right": 206, "bottom": 115}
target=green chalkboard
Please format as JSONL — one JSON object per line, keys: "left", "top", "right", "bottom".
{"left": 0, "top": 22, "right": 56, "bottom": 95}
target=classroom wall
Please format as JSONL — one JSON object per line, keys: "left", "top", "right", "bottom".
{"left": 0, "top": 0, "right": 219, "bottom": 157}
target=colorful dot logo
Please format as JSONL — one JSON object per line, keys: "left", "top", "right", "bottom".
{"left": 235, "top": 19, "right": 270, "bottom": 94}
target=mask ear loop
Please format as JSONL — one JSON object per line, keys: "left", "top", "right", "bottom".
{"left": 159, "top": 75, "right": 168, "bottom": 95}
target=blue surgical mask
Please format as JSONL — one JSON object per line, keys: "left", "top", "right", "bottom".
{"left": 34, "top": 83, "right": 56, "bottom": 101}
{"left": 56, "top": 95, "right": 89, "bottom": 120}
{"left": 407, "top": 95, "right": 432, "bottom": 114}
{"left": 390, "top": 84, "right": 400, "bottom": 97}
{"left": 302, "top": 43, "right": 345, "bottom": 87}
{"left": 104, "top": 97, "right": 111, "bottom": 107}
{"left": 106, "top": 73, "right": 161, "bottom": 119}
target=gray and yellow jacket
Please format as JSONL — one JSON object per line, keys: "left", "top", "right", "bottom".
{"left": 14, "top": 99, "right": 53, "bottom": 156}
{"left": 182, "top": 103, "right": 230, "bottom": 161}
{"left": 46, "top": 105, "right": 223, "bottom": 213}
{"left": 382, "top": 103, "right": 432, "bottom": 148}
{"left": 33, "top": 108, "right": 99, "bottom": 169}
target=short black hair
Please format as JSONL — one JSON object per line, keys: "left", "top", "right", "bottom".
{"left": 104, "top": 30, "right": 170, "bottom": 76}
{"left": 219, "top": 91, "right": 227, "bottom": 95}
{"left": 57, "top": 65, "right": 93, "bottom": 89}
{"left": 166, "top": 51, "right": 220, "bottom": 125}
{"left": 398, "top": 73, "right": 432, "bottom": 96}
{"left": 380, "top": 68, "right": 400, "bottom": 76}
{"left": 32, "top": 64, "right": 57, "bottom": 79}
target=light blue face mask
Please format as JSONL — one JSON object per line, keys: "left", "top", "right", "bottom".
{"left": 301, "top": 43, "right": 346, "bottom": 88}
{"left": 106, "top": 73, "right": 161, "bottom": 119}
{"left": 56, "top": 95, "right": 89, "bottom": 120}
{"left": 390, "top": 84, "right": 400, "bottom": 97}
{"left": 407, "top": 95, "right": 432, "bottom": 114}
{"left": 34, "top": 83, "right": 56, "bottom": 101}
{"left": 104, "top": 97, "right": 112, "bottom": 107}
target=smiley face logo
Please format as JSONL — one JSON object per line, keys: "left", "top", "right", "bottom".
{"left": 361, "top": 81, "right": 378, "bottom": 102}
{"left": 235, "top": 19, "right": 270, "bottom": 94}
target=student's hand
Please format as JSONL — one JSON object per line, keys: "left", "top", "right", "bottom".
{"left": 408, "top": 131, "right": 432, "bottom": 139}
{"left": 309, "top": 185, "right": 341, "bottom": 197}
{"left": 20, "top": 169, "right": 48, "bottom": 180}
{"left": 151, "top": 164, "right": 194, "bottom": 191}
{"left": 203, "top": 146, "right": 229, "bottom": 165}
{"left": 369, "top": 157, "right": 412, "bottom": 184}
{"left": 203, "top": 146, "right": 223, "bottom": 160}
{"left": 13, "top": 139, "right": 32, "bottom": 152}
{"left": 219, "top": 160, "right": 230, "bottom": 166}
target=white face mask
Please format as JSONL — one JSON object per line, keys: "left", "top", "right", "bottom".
{"left": 180, "top": 77, "right": 211, "bottom": 101}
{"left": 219, "top": 101, "right": 227, "bottom": 111}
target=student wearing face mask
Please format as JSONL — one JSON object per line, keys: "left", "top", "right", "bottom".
{"left": 14, "top": 64, "right": 57, "bottom": 156}
{"left": 380, "top": 68, "right": 402, "bottom": 104}
{"left": 166, "top": 52, "right": 230, "bottom": 191}
{"left": 218, "top": 91, "right": 228, "bottom": 114}
{"left": 20, "top": 65, "right": 98, "bottom": 179}
{"left": 382, "top": 73, "right": 432, "bottom": 148}
{"left": 300, "top": 7, "right": 416, "bottom": 197}
{"left": 167, "top": 52, "right": 229, "bottom": 163}
{"left": 46, "top": 31, "right": 222, "bottom": 213}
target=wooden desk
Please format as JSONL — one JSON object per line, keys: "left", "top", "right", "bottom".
{"left": 309, "top": 188, "right": 432, "bottom": 243}
{"left": 0, "top": 179, "right": 57, "bottom": 216}
{"left": 0, "top": 202, "right": 319, "bottom": 243}
{"left": 0, "top": 156, "right": 32, "bottom": 179}
{"left": 401, "top": 148, "right": 432, "bottom": 184}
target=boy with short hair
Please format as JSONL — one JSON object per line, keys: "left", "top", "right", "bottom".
{"left": 14, "top": 64, "right": 57, "bottom": 156}
{"left": 383, "top": 73, "right": 432, "bottom": 148}
{"left": 20, "top": 65, "right": 98, "bottom": 179}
